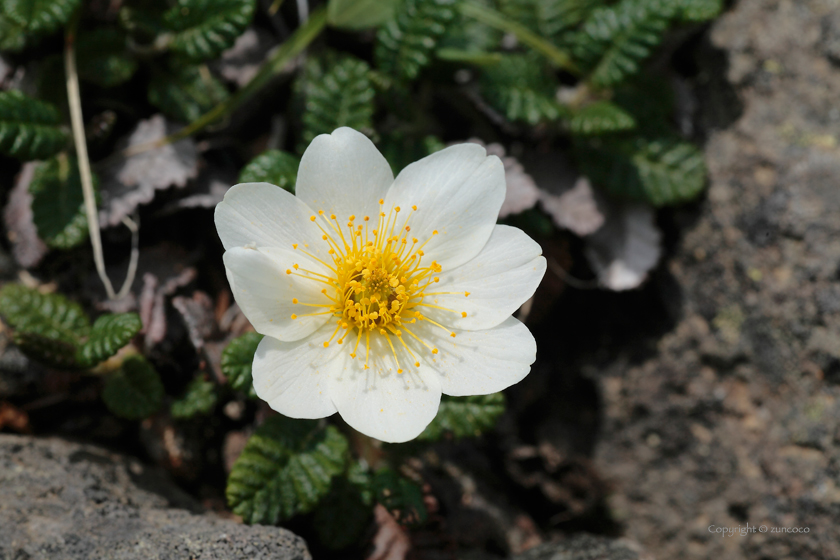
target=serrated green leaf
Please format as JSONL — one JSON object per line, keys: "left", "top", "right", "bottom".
{"left": 0, "top": 0, "right": 82, "bottom": 51}
{"left": 438, "top": 0, "right": 501, "bottom": 53}
{"left": 0, "top": 91, "right": 67, "bottom": 160}
{"left": 220, "top": 331, "right": 263, "bottom": 397}
{"left": 328, "top": 0, "right": 400, "bottom": 29}
{"left": 498, "top": 0, "right": 602, "bottom": 38}
{"left": 675, "top": 0, "right": 722, "bottom": 22}
{"left": 371, "top": 468, "right": 427, "bottom": 525}
{"left": 419, "top": 393, "right": 505, "bottom": 441}
{"left": 29, "top": 155, "right": 95, "bottom": 250}
{"left": 171, "top": 376, "right": 218, "bottom": 418}
{"left": 102, "top": 355, "right": 164, "bottom": 420}
{"left": 297, "top": 54, "right": 374, "bottom": 147}
{"left": 576, "top": 135, "right": 707, "bottom": 206}
{"left": 573, "top": 0, "right": 675, "bottom": 88}
{"left": 77, "top": 313, "right": 142, "bottom": 368}
{"left": 480, "top": 54, "right": 563, "bottom": 124}
{"left": 0, "top": 284, "right": 89, "bottom": 345}
{"left": 76, "top": 28, "right": 139, "bottom": 88}
{"left": 148, "top": 61, "right": 229, "bottom": 122}
{"left": 226, "top": 416, "right": 349, "bottom": 524}
{"left": 375, "top": 0, "right": 457, "bottom": 81}
{"left": 313, "top": 462, "right": 374, "bottom": 549}
{"left": 164, "top": 0, "right": 256, "bottom": 60}
{"left": 570, "top": 100, "right": 636, "bottom": 135}
{"left": 13, "top": 331, "right": 79, "bottom": 369}
{"left": 238, "top": 150, "right": 299, "bottom": 193}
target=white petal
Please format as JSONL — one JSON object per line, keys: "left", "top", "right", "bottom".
{"left": 384, "top": 144, "right": 505, "bottom": 270}
{"left": 420, "top": 225, "right": 546, "bottom": 330}
{"left": 252, "top": 331, "right": 340, "bottom": 419}
{"left": 214, "top": 182, "right": 325, "bottom": 257}
{"left": 296, "top": 128, "right": 394, "bottom": 221}
{"left": 223, "top": 246, "right": 332, "bottom": 341}
{"left": 414, "top": 317, "right": 536, "bottom": 397}
{"left": 328, "top": 332, "right": 442, "bottom": 443}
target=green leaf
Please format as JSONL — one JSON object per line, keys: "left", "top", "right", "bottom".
{"left": 227, "top": 416, "right": 350, "bottom": 524}
{"left": 480, "top": 54, "right": 563, "bottom": 124}
{"left": 328, "top": 0, "right": 400, "bottom": 29}
{"left": 438, "top": 0, "right": 501, "bottom": 53}
{"left": 148, "top": 61, "right": 229, "bottom": 122}
{"left": 573, "top": 0, "right": 675, "bottom": 88}
{"left": 371, "top": 468, "right": 427, "bottom": 525}
{"left": 29, "top": 155, "right": 95, "bottom": 250}
{"left": 238, "top": 150, "right": 299, "bottom": 193}
{"left": 76, "top": 28, "right": 139, "bottom": 88}
{"left": 164, "top": 0, "right": 256, "bottom": 60}
{"left": 102, "top": 356, "right": 165, "bottom": 420}
{"left": 171, "top": 376, "right": 218, "bottom": 418}
{"left": 375, "top": 0, "right": 457, "bottom": 81}
{"left": 297, "top": 54, "right": 375, "bottom": 147}
{"left": 0, "top": 284, "right": 88, "bottom": 345}
{"left": 313, "top": 462, "right": 374, "bottom": 549}
{"left": 675, "top": 0, "right": 722, "bottom": 22}
{"left": 569, "top": 100, "right": 637, "bottom": 135}
{"left": 220, "top": 331, "right": 263, "bottom": 397}
{"left": 0, "top": 0, "right": 82, "bottom": 51}
{"left": 76, "top": 313, "right": 143, "bottom": 368}
{"left": 419, "top": 393, "right": 505, "bottom": 441}
{"left": 13, "top": 331, "right": 79, "bottom": 369}
{"left": 0, "top": 90, "right": 67, "bottom": 160}
{"left": 498, "top": 0, "right": 603, "bottom": 38}
{"left": 576, "top": 135, "right": 707, "bottom": 206}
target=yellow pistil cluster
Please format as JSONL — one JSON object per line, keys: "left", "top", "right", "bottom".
{"left": 286, "top": 200, "right": 469, "bottom": 372}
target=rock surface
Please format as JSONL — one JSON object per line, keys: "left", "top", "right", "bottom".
{"left": 512, "top": 535, "right": 651, "bottom": 560}
{"left": 588, "top": 1, "right": 840, "bottom": 559}
{"left": 0, "top": 434, "right": 311, "bottom": 560}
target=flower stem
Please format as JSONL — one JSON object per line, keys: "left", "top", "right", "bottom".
{"left": 123, "top": 6, "right": 328, "bottom": 158}
{"left": 458, "top": 0, "right": 578, "bottom": 73}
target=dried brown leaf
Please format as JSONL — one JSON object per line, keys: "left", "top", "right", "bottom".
{"left": 4, "top": 163, "right": 47, "bottom": 268}
{"left": 539, "top": 177, "right": 605, "bottom": 236}
{"left": 584, "top": 201, "right": 661, "bottom": 291}
{"left": 98, "top": 115, "right": 198, "bottom": 227}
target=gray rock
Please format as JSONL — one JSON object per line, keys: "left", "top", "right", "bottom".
{"left": 0, "top": 434, "right": 311, "bottom": 560}
{"left": 513, "top": 535, "right": 652, "bottom": 560}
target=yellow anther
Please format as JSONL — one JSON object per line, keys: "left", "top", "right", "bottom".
{"left": 450, "top": 333, "right": 456, "bottom": 338}
{"left": 414, "top": 361, "right": 420, "bottom": 367}
{"left": 412, "top": 205, "right": 417, "bottom": 211}
{"left": 293, "top": 264, "right": 299, "bottom": 270}
{"left": 293, "top": 244, "right": 298, "bottom": 249}
{"left": 330, "top": 213, "right": 336, "bottom": 219}
{"left": 432, "top": 348, "right": 439, "bottom": 354}
{"left": 465, "top": 291, "right": 470, "bottom": 297}
{"left": 405, "top": 226, "right": 411, "bottom": 232}
{"left": 286, "top": 269, "right": 292, "bottom": 274}
{"left": 461, "top": 311, "right": 467, "bottom": 317}
{"left": 379, "top": 199, "right": 384, "bottom": 205}
{"left": 291, "top": 314, "right": 297, "bottom": 319}
{"left": 432, "top": 230, "right": 438, "bottom": 235}
{"left": 349, "top": 215, "right": 355, "bottom": 221}
{"left": 318, "top": 210, "right": 324, "bottom": 215}
{"left": 292, "top": 298, "right": 299, "bottom": 304}
{"left": 323, "top": 341, "right": 329, "bottom": 347}
{"left": 395, "top": 206, "right": 401, "bottom": 212}
{"left": 398, "top": 369, "right": 403, "bottom": 373}
{"left": 310, "top": 216, "right": 316, "bottom": 221}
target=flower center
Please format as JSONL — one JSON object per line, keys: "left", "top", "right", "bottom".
{"left": 286, "top": 200, "right": 469, "bottom": 372}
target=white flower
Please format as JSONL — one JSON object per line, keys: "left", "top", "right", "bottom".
{"left": 215, "top": 128, "right": 546, "bottom": 443}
